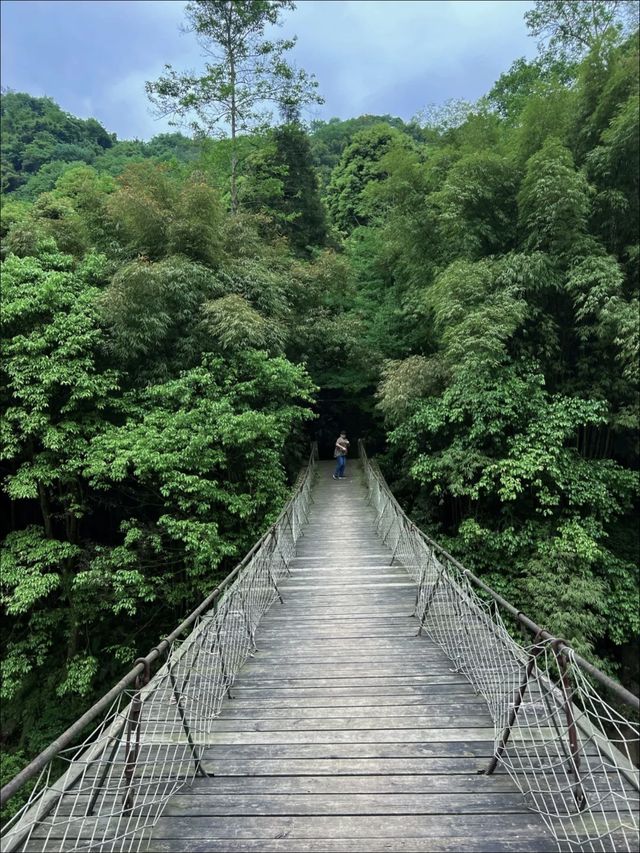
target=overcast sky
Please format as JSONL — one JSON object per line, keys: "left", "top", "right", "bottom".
{"left": 1, "top": 0, "right": 537, "bottom": 140}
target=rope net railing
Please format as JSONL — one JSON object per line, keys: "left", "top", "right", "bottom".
{"left": 0, "top": 445, "right": 318, "bottom": 853}
{"left": 359, "top": 441, "right": 639, "bottom": 853}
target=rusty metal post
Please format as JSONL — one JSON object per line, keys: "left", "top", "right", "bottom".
{"left": 85, "top": 732, "right": 121, "bottom": 817}
{"left": 382, "top": 510, "right": 396, "bottom": 545}
{"left": 122, "top": 658, "right": 150, "bottom": 811}
{"left": 265, "top": 545, "right": 284, "bottom": 604}
{"left": 212, "top": 599, "right": 233, "bottom": 699}
{"left": 413, "top": 553, "right": 430, "bottom": 617}
{"left": 483, "top": 639, "right": 544, "bottom": 775}
{"left": 236, "top": 583, "right": 259, "bottom": 652}
{"left": 167, "top": 665, "right": 210, "bottom": 778}
{"left": 417, "top": 558, "right": 447, "bottom": 636}
{"left": 554, "top": 642, "right": 587, "bottom": 811}
{"left": 272, "top": 528, "right": 290, "bottom": 575}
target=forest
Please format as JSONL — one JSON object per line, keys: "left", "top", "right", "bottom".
{"left": 1, "top": 0, "right": 638, "bottom": 808}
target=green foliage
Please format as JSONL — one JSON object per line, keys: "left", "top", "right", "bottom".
{"left": 387, "top": 366, "right": 637, "bottom": 655}
{"left": 487, "top": 57, "right": 577, "bottom": 124}
{"left": 430, "top": 153, "right": 519, "bottom": 260}
{"left": 0, "top": 749, "right": 35, "bottom": 823}
{"left": 309, "top": 114, "right": 425, "bottom": 187}
{"left": 518, "top": 138, "right": 592, "bottom": 257}
{"left": 0, "top": 134, "right": 317, "bottom": 767}
{"left": 1, "top": 92, "right": 114, "bottom": 192}
{"left": 100, "top": 255, "right": 217, "bottom": 370}
{"left": 146, "top": 0, "right": 322, "bottom": 210}
{"left": 0, "top": 91, "right": 203, "bottom": 198}
{"left": 83, "top": 352, "right": 315, "bottom": 595}
{"left": 326, "top": 124, "right": 415, "bottom": 233}
{"left": 360, "top": 26, "right": 639, "bottom": 670}
{"left": 525, "top": 0, "right": 638, "bottom": 63}
{"left": 515, "top": 84, "right": 576, "bottom": 164}
{"left": 242, "top": 123, "right": 327, "bottom": 254}
{"left": 1, "top": 1, "right": 638, "bottom": 796}
{"left": 204, "top": 294, "right": 273, "bottom": 351}
{"left": 585, "top": 77, "right": 639, "bottom": 253}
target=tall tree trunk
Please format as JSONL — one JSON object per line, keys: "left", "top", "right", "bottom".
{"left": 230, "top": 117, "right": 238, "bottom": 213}
{"left": 38, "top": 482, "right": 53, "bottom": 539}
{"left": 228, "top": 13, "right": 238, "bottom": 215}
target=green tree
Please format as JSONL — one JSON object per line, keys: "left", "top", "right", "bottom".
{"left": 525, "top": 0, "right": 639, "bottom": 62}
{"left": 0, "top": 91, "right": 113, "bottom": 192}
{"left": 1, "top": 245, "right": 117, "bottom": 702}
{"left": 242, "top": 122, "right": 326, "bottom": 253}
{"left": 518, "top": 137, "right": 593, "bottom": 257}
{"left": 309, "top": 114, "right": 424, "bottom": 188}
{"left": 146, "top": 0, "right": 322, "bottom": 212}
{"left": 326, "top": 124, "right": 414, "bottom": 233}
{"left": 487, "top": 57, "right": 577, "bottom": 124}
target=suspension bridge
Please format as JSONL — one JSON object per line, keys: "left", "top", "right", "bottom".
{"left": 1, "top": 444, "right": 638, "bottom": 853}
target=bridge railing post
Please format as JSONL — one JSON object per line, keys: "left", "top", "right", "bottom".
{"left": 416, "top": 553, "right": 447, "bottom": 636}
{"left": 122, "top": 657, "right": 150, "bottom": 812}
{"left": 554, "top": 642, "right": 587, "bottom": 811}
{"left": 167, "top": 646, "right": 210, "bottom": 779}
{"left": 211, "top": 597, "right": 233, "bottom": 700}
{"left": 483, "top": 635, "right": 544, "bottom": 775}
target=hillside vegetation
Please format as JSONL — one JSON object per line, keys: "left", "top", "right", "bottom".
{"left": 1, "top": 0, "right": 638, "bottom": 807}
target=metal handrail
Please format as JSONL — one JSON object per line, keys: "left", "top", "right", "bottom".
{"left": 0, "top": 442, "right": 319, "bottom": 811}
{"left": 358, "top": 439, "right": 640, "bottom": 712}
{"left": 359, "top": 440, "right": 639, "bottom": 853}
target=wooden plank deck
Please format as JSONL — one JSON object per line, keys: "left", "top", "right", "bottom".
{"left": 148, "top": 460, "right": 558, "bottom": 853}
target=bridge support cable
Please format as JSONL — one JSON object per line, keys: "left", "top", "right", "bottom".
{"left": 358, "top": 440, "right": 639, "bottom": 853}
{"left": 0, "top": 445, "right": 319, "bottom": 853}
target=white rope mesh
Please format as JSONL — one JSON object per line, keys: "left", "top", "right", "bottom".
{"left": 361, "top": 445, "right": 639, "bottom": 853}
{"left": 1, "top": 449, "right": 317, "bottom": 853}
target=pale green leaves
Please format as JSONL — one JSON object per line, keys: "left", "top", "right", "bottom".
{"left": 518, "top": 138, "right": 593, "bottom": 257}
{"left": 1, "top": 528, "right": 78, "bottom": 615}
{"left": 204, "top": 294, "right": 272, "bottom": 350}
{"left": 56, "top": 655, "right": 98, "bottom": 698}
{"left": 568, "top": 254, "right": 639, "bottom": 382}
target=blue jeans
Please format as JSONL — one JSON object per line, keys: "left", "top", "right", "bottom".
{"left": 334, "top": 455, "right": 346, "bottom": 478}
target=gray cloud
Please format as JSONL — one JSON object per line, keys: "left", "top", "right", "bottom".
{"left": 1, "top": 0, "right": 537, "bottom": 139}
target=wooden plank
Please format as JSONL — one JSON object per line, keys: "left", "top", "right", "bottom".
{"left": 281, "top": 574, "right": 410, "bottom": 583}
{"left": 141, "top": 837, "right": 558, "bottom": 853}
{"left": 277, "top": 582, "right": 412, "bottom": 591}
{"left": 238, "top": 665, "right": 463, "bottom": 678}
{"left": 245, "top": 662, "right": 465, "bottom": 673}
{"left": 252, "top": 632, "right": 430, "bottom": 642}
{"left": 227, "top": 683, "right": 478, "bottom": 697}
{"left": 218, "top": 700, "right": 491, "bottom": 715}
{"left": 258, "top": 618, "right": 420, "bottom": 631}
{"left": 244, "top": 644, "right": 457, "bottom": 659}
{"left": 251, "top": 649, "right": 457, "bottom": 660}
{"left": 208, "top": 715, "right": 492, "bottom": 732}
{"left": 166, "top": 774, "right": 520, "bottom": 794}
{"left": 160, "top": 791, "right": 534, "bottom": 816}
{"left": 231, "top": 676, "right": 473, "bottom": 688}
{"left": 270, "top": 595, "right": 401, "bottom": 604}
{"left": 197, "top": 757, "right": 498, "bottom": 775}
{"left": 202, "top": 741, "right": 498, "bottom": 760}
{"left": 204, "top": 727, "right": 497, "bottom": 744}
{"left": 245, "top": 635, "right": 435, "bottom": 648}
{"left": 147, "top": 814, "right": 558, "bottom": 840}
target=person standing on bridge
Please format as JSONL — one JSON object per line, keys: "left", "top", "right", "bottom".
{"left": 333, "top": 431, "right": 350, "bottom": 480}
